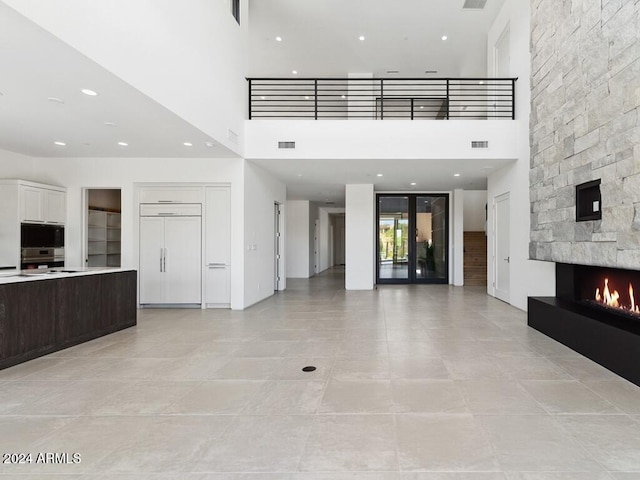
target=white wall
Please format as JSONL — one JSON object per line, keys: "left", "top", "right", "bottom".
{"left": 464, "top": 190, "right": 487, "bottom": 231}
{"left": 345, "top": 184, "right": 374, "bottom": 290}
{"left": 5, "top": 0, "right": 248, "bottom": 155}
{"left": 0, "top": 148, "right": 38, "bottom": 178}
{"left": 487, "top": 0, "right": 555, "bottom": 310}
{"left": 286, "top": 200, "right": 311, "bottom": 278}
{"left": 243, "top": 162, "right": 286, "bottom": 308}
{"left": 245, "top": 120, "right": 518, "bottom": 160}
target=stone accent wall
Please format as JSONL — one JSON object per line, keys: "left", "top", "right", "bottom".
{"left": 529, "top": 0, "right": 640, "bottom": 268}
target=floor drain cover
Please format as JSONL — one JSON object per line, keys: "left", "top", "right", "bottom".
{"left": 302, "top": 366, "right": 316, "bottom": 372}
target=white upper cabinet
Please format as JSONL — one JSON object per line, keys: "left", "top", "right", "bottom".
{"left": 139, "top": 187, "right": 203, "bottom": 204}
{"left": 21, "top": 186, "right": 44, "bottom": 223}
{"left": 44, "top": 190, "right": 66, "bottom": 224}
{"left": 19, "top": 183, "right": 66, "bottom": 225}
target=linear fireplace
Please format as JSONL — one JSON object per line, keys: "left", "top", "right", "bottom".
{"left": 529, "top": 263, "right": 640, "bottom": 386}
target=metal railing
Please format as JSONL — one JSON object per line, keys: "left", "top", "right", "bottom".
{"left": 247, "top": 77, "right": 517, "bottom": 120}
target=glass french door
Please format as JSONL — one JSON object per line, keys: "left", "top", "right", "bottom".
{"left": 377, "top": 194, "right": 449, "bottom": 284}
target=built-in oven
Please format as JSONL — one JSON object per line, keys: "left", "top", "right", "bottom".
{"left": 20, "top": 224, "right": 65, "bottom": 269}
{"left": 20, "top": 248, "right": 64, "bottom": 270}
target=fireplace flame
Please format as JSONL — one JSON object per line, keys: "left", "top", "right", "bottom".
{"left": 595, "top": 278, "right": 640, "bottom": 314}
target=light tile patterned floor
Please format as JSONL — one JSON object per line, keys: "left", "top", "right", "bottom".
{"left": 1, "top": 268, "right": 640, "bottom": 478}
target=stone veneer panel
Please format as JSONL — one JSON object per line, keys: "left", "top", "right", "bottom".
{"left": 530, "top": 0, "right": 640, "bottom": 268}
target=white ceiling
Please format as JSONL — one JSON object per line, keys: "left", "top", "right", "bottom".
{"left": 0, "top": 2, "right": 236, "bottom": 158}
{"left": 248, "top": 0, "right": 506, "bottom": 78}
{"left": 1, "top": 0, "right": 509, "bottom": 205}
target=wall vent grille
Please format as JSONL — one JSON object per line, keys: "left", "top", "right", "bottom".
{"left": 463, "top": 0, "right": 487, "bottom": 9}
{"left": 471, "top": 140, "right": 489, "bottom": 149}
{"left": 278, "top": 141, "right": 296, "bottom": 149}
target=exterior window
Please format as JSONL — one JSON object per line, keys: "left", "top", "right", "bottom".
{"left": 231, "top": 0, "right": 240, "bottom": 24}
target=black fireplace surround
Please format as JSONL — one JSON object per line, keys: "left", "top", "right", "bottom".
{"left": 528, "top": 262, "right": 640, "bottom": 386}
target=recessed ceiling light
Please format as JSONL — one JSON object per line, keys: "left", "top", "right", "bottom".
{"left": 54, "top": 141, "right": 66, "bottom": 146}
{"left": 305, "top": 96, "right": 310, "bottom": 100}
{"left": 454, "top": 173, "right": 461, "bottom": 177}
{"left": 81, "top": 88, "right": 98, "bottom": 96}
{"left": 205, "top": 142, "right": 215, "bottom": 148}
{"left": 183, "top": 142, "right": 193, "bottom": 147}
{"left": 261, "top": 96, "right": 266, "bottom": 100}
{"left": 292, "top": 70, "right": 298, "bottom": 75}
{"left": 359, "top": 35, "right": 365, "bottom": 41}
{"left": 275, "top": 36, "right": 282, "bottom": 42}
{"left": 47, "top": 97, "right": 64, "bottom": 104}
{"left": 117, "top": 142, "right": 128, "bottom": 147}
{"left": 410, "top": 182, "right": 417, "bottom": 186}
{"left": 297, "top": 173, "right": 303, "bottom": 177}
{"left": 341, "top": 95, "right": 346, "bottom": 99}
{"left": 420, "top": 106, "right": 424, "bottom": 109}
{"left": 441, "top": 35, "right": 448, "bottom": 41}
{"left": 479, "top": 80, "right": 484, "bottom": 84}
{"left": 376, "top": 173, "right": 383, "bottom": 177}
{"left": 104, "top": 121, "right": 118, "bottom": 127}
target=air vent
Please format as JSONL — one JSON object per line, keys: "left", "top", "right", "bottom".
{"left": 386, "top": 70, "right": 399, "bottom": 75}
{"left": 325, "top": 201, "right": 335, "bottom": 205}
{"left": 471, "top": 140, "right": 489, "bottom": 149}
{"left": 278, "top": 141, "right": 296, "bottom": 149}
{"left": 463, "top": 0, "right": 487, "bottom": 8}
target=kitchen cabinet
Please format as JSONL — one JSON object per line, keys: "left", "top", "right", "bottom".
{"left": 204, "top": 186, "right": 231, "bottom": 307}
{"left": 0, "top": 270, "right": 137, "bottom": 370}
{"left": 0, "top": 180, "right": 67, "bottom": 270}
{"left": 139, "top": 186, "right": 202, "bottom": 204}
{"left": 21, "top": 185, "right": 66, "bottom": 224}
{"left": 139, "top": 205, "right": 201, "bottom": 305}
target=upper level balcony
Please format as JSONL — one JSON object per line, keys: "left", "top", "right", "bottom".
{"left": 247, "top": 77, "right": 517, "bottom": 121}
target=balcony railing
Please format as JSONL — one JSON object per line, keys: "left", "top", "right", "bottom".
{"left": 247, "top": 77, "right": 517, "bottom": 120}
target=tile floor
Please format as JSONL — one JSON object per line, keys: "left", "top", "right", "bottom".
{"left": 1, "top": 268, "right": 640, "bottom": 478}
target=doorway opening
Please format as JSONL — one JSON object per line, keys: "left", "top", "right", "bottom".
{"left": 377, "top": 194, "right": 449, "bottom": 284}
{"left": 84, "top": 188, "right": 122, "bottom": 267}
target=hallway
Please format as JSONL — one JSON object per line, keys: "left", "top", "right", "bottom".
{"left": 1, "top": 269, "right": 640, "bottom": 477}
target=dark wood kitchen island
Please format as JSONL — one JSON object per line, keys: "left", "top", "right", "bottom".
{"left": 0, "top": 268, "right": 136, "bottom": 370}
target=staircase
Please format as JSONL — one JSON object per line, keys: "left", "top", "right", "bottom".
{"left": 464, "top": 231, "right": 487, "bottom": 286}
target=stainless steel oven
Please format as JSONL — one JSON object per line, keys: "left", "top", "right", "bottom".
{"left": 20, "top": 247, "right": 64, "bottom": 270}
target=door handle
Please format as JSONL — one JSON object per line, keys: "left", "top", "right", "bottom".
{"left": 504, "top": 257, "right": 510, "bottom": 263}
{"left": 164, "top": 248, "right": 167, "bottom": 272}
{"left": 160, "top": 248, "right": 163, "bottom": 272}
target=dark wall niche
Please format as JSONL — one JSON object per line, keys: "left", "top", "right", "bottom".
{"left": 576, "top": 179, "right": 602, "bottom": 222}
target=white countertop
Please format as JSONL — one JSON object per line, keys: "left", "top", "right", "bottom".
{"left": 0, "top": 267, "right": 134, "bottom": 285}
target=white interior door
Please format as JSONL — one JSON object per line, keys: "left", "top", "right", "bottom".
{"left": 164, "top": 216, "right": 201, "bottom": 304}
{"left": 494, "top": 192, "right": 510, "bottom": 303}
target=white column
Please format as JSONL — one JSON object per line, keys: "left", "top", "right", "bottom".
{"left": 285, "top": 200, "right": 311, "bottom": 278}
{"left": 345, "top": 184, "right": 375, "bottom": 290}
{"left": 452, "top": 189, "right": 464, "bottom": 286}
